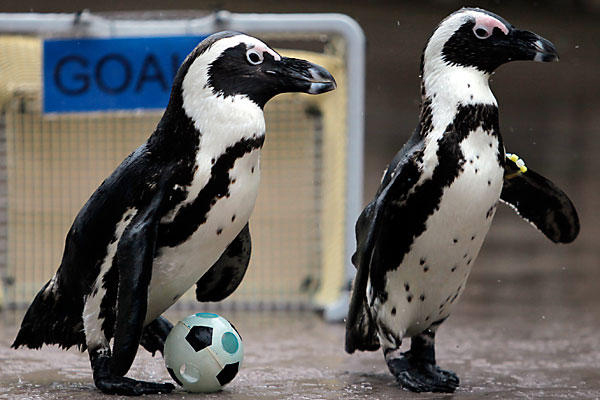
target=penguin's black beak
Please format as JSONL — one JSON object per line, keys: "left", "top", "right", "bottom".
{"left": 507, "top": 29, "right": 559, "bottom": 63}
{"left": 265, "top": 57, "right": 337, "bottom": 94}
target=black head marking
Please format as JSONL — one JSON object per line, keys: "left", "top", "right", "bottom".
{"left": 439, "top": 8, "right": 558, "bottom": 73}
{"left": 159, "top": 31, "right": 334, "bottom": 117}
{"left": 207, "top": 42, "right": 281, "bottom": 108}
{"left": 441, "top": 15, "right": 511, "bottom": 73}
{"left": 161, "top": 32, "right": 241, "bottom": 119}
{"left": 195, "top": 31, "right": 242, "bottom": 57}
{"left": 202, "top": 35, "right": 335, "bottom": 108}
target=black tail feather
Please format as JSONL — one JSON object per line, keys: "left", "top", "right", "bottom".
{"left": 345, "top": 294, "right": 381, "bottom": 353}
{"left": 12, "top": 279, "right": 85, "bottom": 351}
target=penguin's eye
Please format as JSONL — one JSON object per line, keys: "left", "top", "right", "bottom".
{"left": 246, "top": 49, "right": 264, "bottom": 65}
{"left": 473, "top": 25, "right": 492, "bottom": 39}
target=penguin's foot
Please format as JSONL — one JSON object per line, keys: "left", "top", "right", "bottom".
{"left": 95, "top": 375, "right": 175, "bottom": 396}
{"left": 90, "top": 346, "right": 174, "bottom": 395}
{"left": 387, "top": 351, "right": 459, "bottom": 393}
{"left": 140, "top": 316, "right": 173, "bottom": 356}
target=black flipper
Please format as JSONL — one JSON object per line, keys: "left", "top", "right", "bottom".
{"left": 110, "top": 206, "right": 160, "bottom": 377}
{"left": 386, "top": 326, "right": 459, "bottom": 393}
{"left": 501, "top": 155, "right": 579, "bottom": 243}
{"left": 140, "top": 316, "right": 173, "bottom": 356}
{"left": 346, "top": 202, "right": 381, "bottom": 353}
{"left": 195, "top": 223, "right": 251, "bottom": 302}
{"left": 346, "top": 138, "right": 423, "bottom": 354}
{"left": 92, "top": 195, "right": 174, "bottom": 395}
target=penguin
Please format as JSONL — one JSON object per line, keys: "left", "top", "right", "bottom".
{"left": 345, "top": 8, "right": 579, "bottom": 393}
{"left": 12, "top": 31, "right": 336, "bottom": 395}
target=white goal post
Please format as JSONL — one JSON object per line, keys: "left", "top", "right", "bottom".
{"left": 0, "top": 10, "right": 364, "bottom": 318}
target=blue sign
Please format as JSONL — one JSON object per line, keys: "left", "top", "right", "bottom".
{"left": 43, "top": 35, "right": 209, "bottom": 113}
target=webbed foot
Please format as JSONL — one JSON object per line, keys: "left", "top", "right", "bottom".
{"left": 387, "top": 351, "right": 459, "bottom": 393}
{"left": 140, "top": 316, "right": 173, "bottom": 356}
{"left": 95, "top": 374, "right": 175, "bottom": 396}
{"left": 91, "top": 346, "right": 174, "bottom": 395}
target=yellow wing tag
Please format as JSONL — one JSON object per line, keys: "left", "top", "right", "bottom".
{"left": 506, "top": 152, "right": 528, "bottom": 173}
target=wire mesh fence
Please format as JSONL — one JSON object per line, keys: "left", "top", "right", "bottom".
{"left": 0, "top": 33, "right": 350, "bottom": 311}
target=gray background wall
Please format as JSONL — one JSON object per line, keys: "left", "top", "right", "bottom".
{"left": 1, "top": 1, "right": 598, "bottom": 307}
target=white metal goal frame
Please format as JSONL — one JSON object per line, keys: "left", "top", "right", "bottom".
{"left": 0, "top": 10, "right": 364, "bottom": 319}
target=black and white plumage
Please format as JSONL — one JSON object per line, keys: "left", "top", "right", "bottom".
{"left": 345, "top": 8, "right": 579, "bottom": 393}
{"left": 12, "top": 31, "right": 335, "bottom": 395}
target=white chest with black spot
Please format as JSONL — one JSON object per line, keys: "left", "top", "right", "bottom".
{"left": 145, "top": 89, "right": 266, "bottom": 324}
{"left": 375, "top": 126, "right": 503, "bottom": 339}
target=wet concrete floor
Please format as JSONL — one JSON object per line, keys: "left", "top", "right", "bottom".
{"left": 1, "top": 206, "right": 599, "bottom": 399}
{"left": 2, "top": 247, "right": 600, "bottom": 400}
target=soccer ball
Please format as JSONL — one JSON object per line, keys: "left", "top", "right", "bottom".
{"left": 164, "top": 313, "right": 243, "bottom": 393}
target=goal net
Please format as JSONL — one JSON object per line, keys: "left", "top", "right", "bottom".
{"left": 0, "top": 11, "right": 364, "bottom": 314}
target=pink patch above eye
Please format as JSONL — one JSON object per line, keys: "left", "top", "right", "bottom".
{"left": 474, "top": 14, "right": 509, "bottom": 35}
{"left": 252, "top": 44, "right": 281, "bottom": 61}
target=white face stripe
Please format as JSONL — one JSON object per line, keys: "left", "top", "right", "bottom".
{"left": 417, "top": 11, "right": 500, "bottom": 169}
{"left": 426, "top": 9, "right": 508, "bottom": 63}
{"left": 188, "top": 34, "right": 279, "bottom": 71}
{"left": 181, "top": 34, "right": 272, "bottom": 123}
{"left": 180, "top": 35, "right": 267, "bottom": 126}
{"left": 422, "top": 9, "right": 499, "bottom": 123}
{"left": 424, "top": 12, "right": 471, "bottom": 78}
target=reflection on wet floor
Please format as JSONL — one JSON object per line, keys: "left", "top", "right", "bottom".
{"left": 1, "top": 203, "right": 599, "bottom": 399}
{"left": 2, "top": 225, "right": 599, "bottom": 400}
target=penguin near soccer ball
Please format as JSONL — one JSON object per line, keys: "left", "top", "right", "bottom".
{"left": 12, "top": 31, "right": 335, "bottom": 395}
{"left": 164, "top": 313, "right": 243, "bottom": 393}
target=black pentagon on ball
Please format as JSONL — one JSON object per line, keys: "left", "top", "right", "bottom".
{"left": 216, "top": 362, "right": 240, "bottom": 386}
{"left": 185, "top": 325, "right": 213, "bottom": 352}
